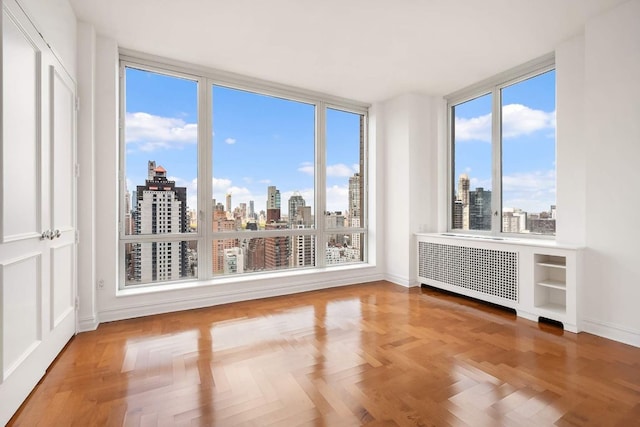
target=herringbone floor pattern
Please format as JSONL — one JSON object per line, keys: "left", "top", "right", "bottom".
{"left": 8, "top": 281, "right": 640, "bottom": 426}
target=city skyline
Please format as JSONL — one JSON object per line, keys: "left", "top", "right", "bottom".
{"left": 124, "top": 67, "right": 362, "bottom": 217}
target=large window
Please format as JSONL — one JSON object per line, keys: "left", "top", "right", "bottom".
{"left": 120, "top": 58, "right": 367, "bottom": 287}
{"left": 449, "top": 56, "right": 556, "bottom": 236}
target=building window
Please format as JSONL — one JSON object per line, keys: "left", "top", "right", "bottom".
{"left": 448, "top": 55, "right": 556, "bottom": 236}
{"left": 119, "top": 57, "right": 368, "bottom": 287}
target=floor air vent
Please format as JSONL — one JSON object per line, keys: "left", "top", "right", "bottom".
{"left": 418, "top": 241, "right": 518, "bottom": 301}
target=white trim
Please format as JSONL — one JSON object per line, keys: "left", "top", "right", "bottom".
{"left": 445, "top": 53, "right": 555, "bottom": 104}
{"left": 384, "top": 273, "right": 417, "bottom": 288}
{"left": 119, "top": 48, "right": 369, "bottom": 113}
{"left": 99, "top": 273, "right": 384, "bottom": 323}
{"left": 77, "top": 316, "right": 99, "bottom": 332}
{"left": 582, "top": 318, "right": 640, "bottom": 348}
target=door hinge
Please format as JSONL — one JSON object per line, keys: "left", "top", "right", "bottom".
{"left": 75, "top": 230, "right": 80, "bottom": 244}
{"left": 75, "top": 296, "right": 79, "bottom": 310}
{"left": 75, "top": 163, "right": 80, "bottom": 178}
{"left": 75, "top": 96, "right": 80, "bottom": 112}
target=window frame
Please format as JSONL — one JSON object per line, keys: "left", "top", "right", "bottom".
{"left": 118, "top": 52, "right": 369, "bottom": 289}
{"left": 445, "top": 53, "right": 556, "bottom": 238}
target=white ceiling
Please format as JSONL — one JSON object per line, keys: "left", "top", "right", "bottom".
{"left": 70, "top": 0, "right": 625, "bottom": 103}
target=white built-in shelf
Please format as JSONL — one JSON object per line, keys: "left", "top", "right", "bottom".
{"left": 536, "top": 303, "right": 566, "bottom": 316}
{"left": 536, "top": 261, "right": 566, "bottom": 269}
{"left": 536, "top": 279, "right": 566, "bottom": 290}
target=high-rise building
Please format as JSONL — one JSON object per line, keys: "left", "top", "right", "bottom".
{"left": 266, "top": 185, "right": 281, "bottom": 223}
{"left": 288, "top": 192, "right": 306, "bottom": 225}
{"left": 349, "top": 173, "right": 361, "bottom": 218}
{"left": 348, "top": 172, "right": 362, "bottom": 250}
{"left": 223, "top": 247, "right": 244, "bottom": 274}
{"left": 226, "top": 193, "right": 232, "bottom": 213}
{"left": 212, "top": 203, "right": 237, "bottom": 273}
{"left": 469, "top": 187, "right": 492, "bottom": 230}
{"left": 325, "top": 211, "right": 347, "bottom": 246}
{"left": 249, "top": 200, "right": 255, "bottom": 219}
{"left": 502, "top": 208, "right": 527, "bottom": 233}
{"left": 147, "top": 160, "right": 156, "bottom": 180}
{"left": 265, "top": 222, "right": 289, "bottom": 269}
{"left": 131, "top": 162, "right": 188, "bottom": 283}
{"left": 291, "top": 225, "right": 315, "bottom": 268}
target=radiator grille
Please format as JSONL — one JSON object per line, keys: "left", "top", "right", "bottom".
{"left": 418, "top": 241, "right": 518, "bottom": 301}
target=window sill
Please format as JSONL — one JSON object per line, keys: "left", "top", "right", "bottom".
{"left": 116, "top": 262, "right": 377, "bottom": 298}
{"left": 416, "top": 232, "right": 582, "bottom": 250}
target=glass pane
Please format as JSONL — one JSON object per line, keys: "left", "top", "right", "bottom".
{"left": 501, "top": 70, "right": 556, "bottom": 235}
{"left": 212, "top": 86, "right": 315, "bottom": 233}
{"left": 452, "top": 94, "right": 493, "bottom": 231}
{"left": 212, "top": 234, "right": 315, "bottom": 275}
{"left": 326, "top": 108, "right": 364, "bottom": 259}
{"left": 124, "top": 67, "right": 198, "bottom": 236}
{"left": 124, "top": 240, "right": 197, "bottom": 286}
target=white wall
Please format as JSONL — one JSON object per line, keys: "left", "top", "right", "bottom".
{"left": 76, "top": 22, "right": 97, "bottom": 330}
{"left": 556, "top": 35, "right": 586, "bottom": 247}
{"left": 580, "top": 0, "right": 640, "bottom": 346}
{"left": 380, "top": 93, "right": 440, "bottom": 286}
{"left": 17, "top": 0, "right": 76, "bottom": 77}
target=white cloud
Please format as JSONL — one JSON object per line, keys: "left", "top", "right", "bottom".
{"left": 502, "top": 104, "right": 555, "bottom": 139}
{"left": 327, "top": 163, "right": 358, "bottom": 177}
{"left": 298, "top": 162, "right": 314, "bottom": 176}
{"left": 502, "top": 169, "right": 556, "bottom": 213}
{"left": 326, "top": 185, "right": 349, "bottom": 213}
{"left": 125, "top": 112, "right": 197, "bottom": 151}
{"left": 212, "top": 177, "right": 232, "bottom": 192}
{"left": 455, "top": 113, "right": 492, "bottom": 142}
{"left": 454, "top": 104, "right": 555, "bottom": 142}
{"left": 258, "top": 179, "right": 271, "bottom": 184}
{"left": 225, "top": 137, "right": 237, "bottom": 145}
{"left": 298, "top": 162, "right": 359, "bottom": 178}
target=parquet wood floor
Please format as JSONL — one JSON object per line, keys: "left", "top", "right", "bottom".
{"left": 8, "top": 281, "right": 640, "bottom": 426}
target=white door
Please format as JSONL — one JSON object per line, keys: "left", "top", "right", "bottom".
{"left": 0, "top": 1, "right": 77, "bottom": 424}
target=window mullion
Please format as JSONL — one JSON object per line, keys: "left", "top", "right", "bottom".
{"left": 316, "top": 103, "right": 327, "bottom": 268}
{"left": 199, "top": 79, "right": 213, "bottom": 280}
{"left": 491, "top": 86, "right": 502, "bottom": 236}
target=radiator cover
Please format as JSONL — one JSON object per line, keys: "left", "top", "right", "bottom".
{"left": 418, "top": 241, "right": 518, "bottom": 302}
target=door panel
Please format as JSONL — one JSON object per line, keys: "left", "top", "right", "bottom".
{"left": 1, "top": 8, "right": 41, "bottom": 242}
{"left": 50, "top": 66, "right": 75, "bottom": 232}
{"left": 1, "top": 253, "right": 42, "bottom": 381}
{"left": 50, "top": 243, "right": 73, "bottom": 329}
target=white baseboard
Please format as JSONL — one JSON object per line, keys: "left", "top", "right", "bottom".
{"left": 96, "top": 273, "right": 385, "bottom": 324}
{"left": 384, "top": 273, "right": 420, "bottom": 288}
{"left": 77, "top": 316, "right": 100, "bottom": 332}
{"left": 581, "top": 318, "right": 640, "bottom": 348}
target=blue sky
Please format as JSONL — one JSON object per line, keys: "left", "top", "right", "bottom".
{"left": 125, "top": 67, "right": 362, "bottom": 217}
{"left": 454, "top": 70, "right": 556, "bottom": 213}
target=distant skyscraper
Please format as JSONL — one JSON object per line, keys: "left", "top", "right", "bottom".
{"left": 226, "top": 193, "right": 232, "bottom": 213}
{"left": 131, "top": 162, "right": 188, "bottom": 283}
{"left": 291, "top": 225, "right": 315, "bottom": 268}
{"left": 349, "top": 173, "right": 361, "bottom": 219}
{"left": 147, "top": 160, "right": 156, "bottom": 180}
{"left": 288, "top": 192, "right": 306, "bottom": 225}
{"left": 469, "top": 187, "right": 492, "bottom": 230}
{"left": 265, "top": 222, "right": 289, "bottom": 269}
{"left": 212, "top": 203, "right": 237, "bottom": 273}
{"left": 223, "top": 247, "right": 244, "bottom": 274}
{"left": 453, "top": 173, "right": 471, "bottom": 230}
{"left": 266, "top": 185, "right": 281, "bottom": 223}
{"left": 348, "top": 173, "right": 362, "bottom": 250}
{"left": 502, "top": 208, "right": 527, "bottom": 233}
{"left": 249, "top": 200, "right": 255, "bottom": 219}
